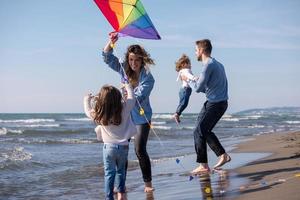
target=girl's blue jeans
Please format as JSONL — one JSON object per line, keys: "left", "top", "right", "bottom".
{"left": 103, "top": 144, "right": 128, "bottom": 200}
{"left": 176, "top": 86, "right": 192, "bottom": 116}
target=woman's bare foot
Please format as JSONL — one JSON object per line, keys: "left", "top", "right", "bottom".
{"left": 213, "top": 153, "right": 231, "bottom": 169}
{"left": 191, "top": 163, "right": 210, "bottom": 174}
{"left": 144, "top": 181, "right": 155, "bottom": 193}
{"left": 117, "top": 192, "right": 127, "bottom": 200}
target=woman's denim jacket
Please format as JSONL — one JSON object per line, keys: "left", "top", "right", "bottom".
{"left": 102, "top": 49, "right": 155, "bottom": 125}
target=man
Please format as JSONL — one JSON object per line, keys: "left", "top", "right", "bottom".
{"left": 183, "top": 39, "right": 231, "bottom": 173}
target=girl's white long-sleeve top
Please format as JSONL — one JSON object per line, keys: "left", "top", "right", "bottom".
{"left": 176, "top": 68, "right": 197, "bottom": 88}
{"left": 83, "top": 84, "right": 137, "bottom": 145}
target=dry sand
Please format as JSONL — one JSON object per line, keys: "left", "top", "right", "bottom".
{"left": 232, "top": 131, "right": 300, "bottom": 200}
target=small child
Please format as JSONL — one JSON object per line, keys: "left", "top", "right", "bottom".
{"left": 84, "top": 83, "right": 137, "bottom": 200}
{"left": 174, "top": 54, "right": 197, "bottom": 123}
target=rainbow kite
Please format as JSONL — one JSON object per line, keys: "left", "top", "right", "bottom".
{"left": 94, "top": 0, "right": 161, "bottom": 40}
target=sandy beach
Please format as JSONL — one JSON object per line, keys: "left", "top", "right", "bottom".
{"left": 232, "top": 131, "right": 300, "bottom": 200}
{"left": 124, "top": 131, "right": 300, "bottom": 200}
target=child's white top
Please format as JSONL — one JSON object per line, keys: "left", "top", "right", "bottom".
{"left": 177, "top": 68, "right": 197, "bottom": 88}
{"left": 83, "top": 84, "right": 137, "bottom": 145}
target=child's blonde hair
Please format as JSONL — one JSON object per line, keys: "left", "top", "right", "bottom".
{"left": 93, "top": 85, "right": 122, "bottom": 126}
{"left": 175, "top": 54, "right": 191, "bottom": 72}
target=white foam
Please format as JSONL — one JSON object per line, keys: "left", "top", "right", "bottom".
{"left": 65, "top": 118, "right": 91, "bottom": 121}
{"left": 0, "top": 119, "right": 55, "bottom": 123}
{"left": 6, "top": 128, "right": 23, "bottom": 134}
{"left": 0, "top": 146, "right": 32, "bottom": 163}
{"left": 17, "top": 124, "right": 60, "bottom": 128}
{"left": 247, "top": 125, "right": 265, "bottom": 128}
{"left": 0, "top": 127, "right": 7, "bottom": 135}
{"left": 221, "top": 114, "right": 241, "bottom": 121}
{"left": 153, "top": 125, "right": 172, "bottom": 130}
{"left": 285, "top": 121, "right": 300, "bottom": 124}
{"left": 222, "top": 114, "right": 233, "bottom": 118}
{"left": 181, "top": 126, "right": 194, "bottom": 130}
{"left": 152, "top": 114, "right": 173, "bottom": 119}
{"left": 60, "top": 139, "right": 95, "bottom": 144}
{"left": 151, "top": 121, "right": 167, "bottom": 125}
{"left": 14, "top": 138, "right": 96, "bottom": 144}
{"left": 221, "top": 118, "right": 240, "bottom": 122}
{"left": 243, "top": 115, "right": 263, "bottom": 119}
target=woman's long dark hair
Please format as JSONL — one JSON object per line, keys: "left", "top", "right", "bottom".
{"left": 93, "top": 85, "right": 122, "bottom": 126}
{"left": 124, "top": 45, "right": 154, "bottom": 86}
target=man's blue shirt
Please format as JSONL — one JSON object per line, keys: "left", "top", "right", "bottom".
{"left": 195, "top": 58, "right": 228, "bottom": 102}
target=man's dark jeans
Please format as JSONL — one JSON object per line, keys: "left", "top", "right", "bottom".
{"left": 194, "top": 100, "right": 228, "bottom": 163}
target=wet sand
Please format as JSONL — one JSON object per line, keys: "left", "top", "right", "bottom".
{"left": 233, "top": 131, "right": 300, "bottom": 200}
{"left": 116, "top": 132, "right": 300, "bottom": 199}
{"left": 125, "top": 138, "right": 270, "bottom": 200}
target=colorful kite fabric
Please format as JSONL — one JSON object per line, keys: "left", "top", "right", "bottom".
{"left": 94, "top": 0, "right": 161, "bottom": 40}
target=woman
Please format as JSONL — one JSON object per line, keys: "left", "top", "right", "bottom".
{"left": 102, "top": 33, "right": 155, "bottom": 192}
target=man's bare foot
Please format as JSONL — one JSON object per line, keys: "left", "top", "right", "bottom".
{"left": 213, "top": 153, "right": 231, "bottom": 169}
{"left": 144, "top": 181, "right": 155, "bottom": 193}
{"left": 173, "top": 113, "right": 181, "bottom": 124}
{"left": 191, "top": 164, "right": 210, "bottom": 174}
{"left": 117, "top": 192, "right": 127, "bottom": 200}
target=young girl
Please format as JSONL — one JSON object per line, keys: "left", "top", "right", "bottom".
{"left": 102, "top": 33, "right": 155, "bottom": 192}
{"left": 83, "top": 83, "right": 137, "bottom": 200}
{"left": 174, "top": 54, "right": 198, "bottom": 124}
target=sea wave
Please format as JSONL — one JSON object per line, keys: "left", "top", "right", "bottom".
{"left": 0, "top": 146, "right": 32, "bottom": 169}
{"left": 180, "top": 126, "right": 194, "bottom": 130}
{"left": 285, "top": 121, "right": 300, "bottom": 124}
{"left": 2, "top": 128, "right": 93, "bottom": 136}
{"left": 153, "top": 125, "right": 172, "bottom": 130}
{"left": 11, "top": 138, "right": 98, "bottom": 144}
{"left": 49, "top": 138, "right": 97, "bottom": 144}
{"left": 0, "top": 127, "right": 7, "bottom": 135}
{"left": 151, "top": 121, "right": 167, "bottom": 125}
{"left": 0, "top": 118, "right": 55, "bottom": 123}
{"left": 235, "top": 125, "right": 266, "bottom": 128}
{"left": 247, "top": 125, "right": 265, "bottom": 128}
{"left": 64, "top": 118, "right": 91, "bottom": 121}
{"left": 241, "top": 115, "right": 263, "bottom": 120}
{"left": 17, "top": 124, "right": 60, "bottom": 128}
{"left": 222, "top": 114, "right": 233, "bottom": 118}
{"left": 152, "top": 114, "right": 173, "bottom": 119}
{"left": 0, "top": 128, "right": 23, "bottom": 135}
{"left": 221, "top": 118, "right": 240, "bottom": 122}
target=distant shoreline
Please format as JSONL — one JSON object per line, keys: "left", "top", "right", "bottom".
{"left": 1, "top": 106, "right": 300, "bottom": 114}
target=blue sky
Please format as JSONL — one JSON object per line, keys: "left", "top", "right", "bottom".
{"left": 1, "top": 0, "right": 300, "bottom": 113}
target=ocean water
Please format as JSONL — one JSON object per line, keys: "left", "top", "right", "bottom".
{"left": 1, "top": 107, "right": 300, "bottom": 199}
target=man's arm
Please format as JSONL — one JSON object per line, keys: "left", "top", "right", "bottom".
{"left": 194, "top": 64, "right": 212, "bottom": 93}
